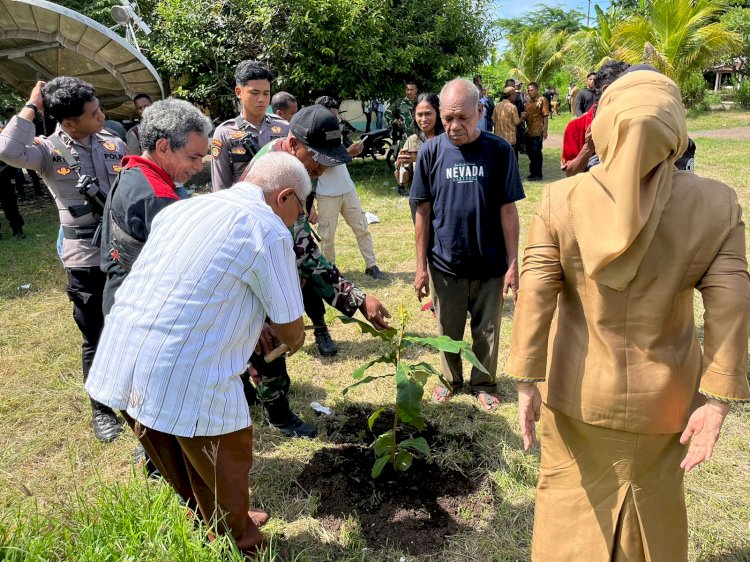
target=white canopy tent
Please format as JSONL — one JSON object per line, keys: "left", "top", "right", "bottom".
{"left": 0, "top": 0, "right": 163, "bottom": 119}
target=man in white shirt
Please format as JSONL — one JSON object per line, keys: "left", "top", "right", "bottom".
{"left": 85, "top": 152, "right": 310, "bottom": 552}
{"left": 314, "top": 96, "right": 386, "bottom": 280}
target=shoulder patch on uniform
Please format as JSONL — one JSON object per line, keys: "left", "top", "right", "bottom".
{"left": 271, "top": 125, "right": 282, "bottom": 134}
{"left": 57, "top": 167, "right": 72, "bottom": 176}
{"left": 112, "top": 164, "right": 122, "bottom": 173}
{"left": 211, "top": 139, "right": 223, "bottom": 148}
{"left": 211, "top": 145, "right": 221, "bottom": 159}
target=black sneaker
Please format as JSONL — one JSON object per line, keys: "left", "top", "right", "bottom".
{"left": 314, "top": 326, "right": 338, "bottom": 357}
{"left": 91, "top": 401, "right": 122, "bottom": 443}
{"left": 269, "top": 412, "right": 318, "bottom": 438}
{"left": 365, "top": 265, "right": 387, "bottom": 280}
{"left": 397, "top": 185, "right": 409, "bottom": 197}
{"left": 13, "top": 231, "right": 25, "bottom": 239}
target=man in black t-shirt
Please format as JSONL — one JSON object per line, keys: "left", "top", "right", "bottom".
{"left": 411, "top": 78, "right": 525, "bottom": 412}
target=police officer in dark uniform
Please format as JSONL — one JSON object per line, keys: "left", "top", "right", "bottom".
{"left": 210, "top": 60, "right": 290, "bottom": 189}
{"left": 0, "top": 78, "right": 126, "bottom": 442}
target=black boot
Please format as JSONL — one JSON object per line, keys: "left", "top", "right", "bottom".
{"left": 314, "top": 326, "right": 338, "bottom": 357}
{"left": 397, "top": 185, "right": 409, "bottom": 197}
{"left": 91, "top": 399, "right": 122, "bottom": 443}
{"left": 264, "top": 396, "right": 317, "bottom": 438}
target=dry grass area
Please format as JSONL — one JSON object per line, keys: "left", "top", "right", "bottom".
{"left": 0, "top": 133, "right": 749, "bottom": 560}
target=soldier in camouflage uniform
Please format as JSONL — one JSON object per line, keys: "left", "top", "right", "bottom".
{"left": 242, "top": 105, "right": 392, "bottom": 438}
{"left": 385, "top": 81, "right": 418, "bottom": 144}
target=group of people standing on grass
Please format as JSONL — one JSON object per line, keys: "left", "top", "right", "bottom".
{"left": 1, "top": 58, "right": 748, "bottom": 561}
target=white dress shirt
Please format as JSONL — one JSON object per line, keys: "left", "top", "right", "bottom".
{"left": 86, "top": 182, "right": 303, "bottom": 437}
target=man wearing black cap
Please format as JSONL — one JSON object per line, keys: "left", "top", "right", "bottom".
{"left": 237, "top": 105, "right": 392, "bottom": 438}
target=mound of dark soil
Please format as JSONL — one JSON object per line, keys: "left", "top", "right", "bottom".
{"left": 296, "top": 404, "right": 488, "bottom": 556}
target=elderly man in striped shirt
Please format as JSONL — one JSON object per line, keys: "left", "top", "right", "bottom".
{"left": 85, "top": 152, "right": 310, "bottom": 552}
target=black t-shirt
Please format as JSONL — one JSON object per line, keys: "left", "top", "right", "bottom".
{"left": 410, "top": 132, "right": 525, "bottom": 279}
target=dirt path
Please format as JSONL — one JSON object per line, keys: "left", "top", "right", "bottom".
{"left": 689, "top": 127, "right": 750, "bottom": 141}
{"left": 545, "top": 126, "right": 750, "bottom": 149}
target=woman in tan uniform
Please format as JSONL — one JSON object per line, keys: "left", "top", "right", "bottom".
{"left": 505, "top": 70, "right": 750, "bottom": 561}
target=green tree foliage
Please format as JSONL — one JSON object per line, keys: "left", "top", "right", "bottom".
{"left": 495, "top": 5, "right": 584, "bottom": 39}
{"left": 564, "top": 5, "right": 627, "bottom": 78}
{"left": 613, "top": 0, "right": 741, "bottom": 85}
{"left": 722, "top": 7, "right": 750, "bottom": 76}
{"left": 52, "top": 0, "right": 118, "bottom": 23}
{"left": 502, "top": 28, "right": 568, "bottom": 85}
{"left": 139, "top": 0, "right": 492, "bottom": 111}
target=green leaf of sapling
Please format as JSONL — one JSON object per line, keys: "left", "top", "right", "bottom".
{"left": 394, "top": 450, "right": 413, "bottom": 472}
{"left": 372, "top": 454, "right": 390, "bottom": 478}
{"left": 368, "top": 406, "right": 386, "bottom": 430}
{"left": 373, "top": 431, "right": 395, "bottom": 457}
{"left": 396, "top": 436, "right": 430, "bottom": 456}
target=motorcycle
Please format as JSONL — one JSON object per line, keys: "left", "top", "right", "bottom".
{"left": 339, "top": 111, "right": 399, "bottom": 171}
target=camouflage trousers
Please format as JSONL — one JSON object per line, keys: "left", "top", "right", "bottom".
{"left": 247, "top": 353, "right": 290, "bottom": 404}
{"left": 242, "top": 283, "right": 326, "bottom": 408}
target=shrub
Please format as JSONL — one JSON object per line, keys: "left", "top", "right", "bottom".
{"left": 680, "top": 71, "right": 708, "bottom": 109}
{"left": 733, "top": 78, "right": 750, "bottom": 109}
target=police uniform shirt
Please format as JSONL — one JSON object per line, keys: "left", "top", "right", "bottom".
{"left": 210, "top": 112, "right": 289, "bottom": 190}
{"left": 0, "top": 116, "right": 125, "bottom": 268}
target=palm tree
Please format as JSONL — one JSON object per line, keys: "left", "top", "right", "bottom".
{"left": 564, "top": 5, "right": 627, "bottom": 77}
{"left": 503, "top": 28, "right": 568, "bottom": 85}
{"left": 613, "top": 0, "right": 740, "bottom": 84}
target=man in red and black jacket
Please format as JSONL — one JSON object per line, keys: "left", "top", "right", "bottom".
{"left": 101, "top": 98, "right": 211, "bottom": 314}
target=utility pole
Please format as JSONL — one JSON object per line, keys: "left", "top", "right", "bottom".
{"left": 586, "top": 0, "right": 592, "bottom": 27}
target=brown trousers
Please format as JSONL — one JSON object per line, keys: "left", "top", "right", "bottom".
{"left": 428, "top": 265, "right": 502, "bottom": 392}
{"left": 122, "top": 412, "right": 260, "bottom": 549}
{"left": 532, "top": 404, "right": 688, "bottom": 562}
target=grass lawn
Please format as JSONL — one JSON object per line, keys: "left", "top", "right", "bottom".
{"left": 548, "top": 107, "right": 750, "bottom": 137}
{"left": 1, "top": 133, "right": 749, "bottom": 561}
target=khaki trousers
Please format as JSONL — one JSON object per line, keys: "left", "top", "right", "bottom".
{"left": 122, "top": 412, "right": 260, "bottom": 550}
{"left": 428, "top": 265, "right": 502, "bottom": 392}
{"left": 316, "top": 190, "right": 377, "bottom": 268}
{"left": 532, "top": 404, "right": 688, "bottom": 562}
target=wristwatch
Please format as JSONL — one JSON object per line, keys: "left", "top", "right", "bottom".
{"left": 24, "top": 102, "right": 39, "bottom": 116}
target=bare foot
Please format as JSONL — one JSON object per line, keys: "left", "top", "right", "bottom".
{"left": 432, "top": 385, "right": 452, "bottom": 404}
{"left": 249, "top": 509, "right": 269, "bottom": 528}
{"left": 477, "top": 391, "right": 501, "bottom": 411}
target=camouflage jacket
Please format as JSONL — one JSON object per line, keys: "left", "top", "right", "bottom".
{"left": 385, "top": 97, "right": 417, "bottom": 137}
{"left": 250, "top": 139, "right": 366, "bottom": 317}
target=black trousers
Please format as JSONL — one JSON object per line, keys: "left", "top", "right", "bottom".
{"left": 65, "top": 267, "right": 106, "bottom": 383}
{"left": 527, "top": 135, "right": 544, "bottom": 178}
{"left": 0, "top": 167, "right": 24, "bottom": 235}
{"left": 302, "top": 281, "right": 326, "bottom": 326}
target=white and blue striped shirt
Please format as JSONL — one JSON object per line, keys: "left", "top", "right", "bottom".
{"left": 86, "top": 182, "right": 303, "bottom": 437}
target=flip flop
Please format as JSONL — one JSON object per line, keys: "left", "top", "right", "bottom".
{"left": 432, "top": 385, "right": 453, "bottom": 404}
{"left": 477, "top": 391, "right": 501, "bottom": 411}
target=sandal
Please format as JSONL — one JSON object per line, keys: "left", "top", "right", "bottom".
{"left": 477, "top": 391, "right": 501, "bottom": 411}
{"left": 432, "top": 385, "right": 453, "bottom": 404}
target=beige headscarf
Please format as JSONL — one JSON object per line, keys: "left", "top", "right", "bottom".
{"left": 569, "top": 70, "right": 688, "bottom": 290}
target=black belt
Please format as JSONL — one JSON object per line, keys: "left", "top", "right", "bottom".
{"left": 62, "top": 225, "right": 98, "bottom": 240}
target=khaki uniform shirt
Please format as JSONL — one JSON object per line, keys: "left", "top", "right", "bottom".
{"left": 524, "top": 96, "right": 549, "bottom": 138}
{"left": 505, "top": 174, "right": 750, "bottom": 434}
{"left": 0, "top": 116, "right": 125, "bottom": 267}
{"left": 493, "top": 99, "right": 522, "bottom": 145}
{"left": 210, "top": 112, "right": 289, "bottom": 190}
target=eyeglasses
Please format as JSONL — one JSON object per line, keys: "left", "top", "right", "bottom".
{"left": 293, "top": 192, "right": 308, "bottom": 220}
